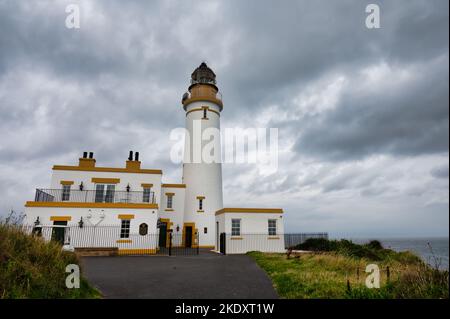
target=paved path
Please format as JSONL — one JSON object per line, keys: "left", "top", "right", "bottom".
{"left": 81, "top": 251, "right": 278, "bottom": 299}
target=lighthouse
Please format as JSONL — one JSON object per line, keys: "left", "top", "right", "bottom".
{"left": 181, "top": 63, "right": 224, "bottom": 246}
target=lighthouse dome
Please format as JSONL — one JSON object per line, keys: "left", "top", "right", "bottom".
{"left": 190, "top": 62, "right": 216, "bottom": 86}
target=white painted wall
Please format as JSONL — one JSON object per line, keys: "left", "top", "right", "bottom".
{"left": 23, "top": 206, "right": 159, "bottom": 250}
{"left": 159, "top": 186, "right": 185, "bottom": 235}
{"left": 183, "top": 100, "right": 223, "bottom": 246}
{"left": 216, "top": 212, "right": 285, "bottom": 254}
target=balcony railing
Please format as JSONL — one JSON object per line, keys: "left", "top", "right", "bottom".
{"left": 34, "top": 189, "right": 156, "bottom": 204}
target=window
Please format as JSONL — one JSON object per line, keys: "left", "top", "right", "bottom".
{"left": 268, "top": 219, "right": 277, "bottom": 236}
{"left": 198, "top": 199, "right": 203, "bottom": 210}
{"left": 139, "top": 223, "right": 148, "bottom": 236}
{"left": 204, "top": 227, "right": 207, "bottom": 234}
{"left": 231, "top": 219, "right": 241, "bottom": 236}
{"left": 95, "top": 184, "right": 115, "bottom": 203}
{"left": 167, "top": 194, "right": 173, "bottom": 209}
{"left": 61, "top": 185, "right": 71, "bottom": 201}
{"left": 143, "top": 187, "right": 152, "bottom": 203}
{"left": 120, "top": 219, "right": 131, "bottom": 238}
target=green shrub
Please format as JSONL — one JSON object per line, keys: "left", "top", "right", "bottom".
{"left": 0, "top": 223, "right": 100, "bottom": 299}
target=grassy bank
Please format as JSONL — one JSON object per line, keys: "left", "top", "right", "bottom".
{"left": 248, "top": 239, "right": 449, "bottom": 299}
{"left": 0, "top": 223, "right": 100, "bottom": 298}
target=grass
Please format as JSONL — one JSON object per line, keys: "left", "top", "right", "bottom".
{"left": 0, "top": 223, "right": 100, "bottom": 299}
{"left": 248, "top": 239, "right": 449, "bottom": 299}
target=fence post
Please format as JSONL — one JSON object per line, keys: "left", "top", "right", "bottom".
{"left": 357, "top": 267, "right": 360, "bottom": 281}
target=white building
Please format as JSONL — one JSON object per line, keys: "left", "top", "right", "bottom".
{"left": 23, "top": 63, "right": 285, "bottom": 254}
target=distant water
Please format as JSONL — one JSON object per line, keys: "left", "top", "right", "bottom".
{"left": 350, "top": 238, "right": 449, "bottom": 270}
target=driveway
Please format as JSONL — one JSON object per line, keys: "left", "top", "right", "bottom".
{"left": 81, "top": 250, "right": 278, "bottom": 299}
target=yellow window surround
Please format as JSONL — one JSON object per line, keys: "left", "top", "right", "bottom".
{"left": 166, "top": 193, "right": 175, "bottom": 196}
{"left": 141, "top": 183, "right": 153, "bottom": 188}
{"left": 165, "top": 208, "right": 174, "bottom": 212}
{"left": 116, "top": 239, "right": 132, "bottom": 244}
{"left": 91, "top": 177, "right": 120, "bottom": 184}
{"left": 50, "top": 216, "right": 72, "bottom": 221}
{"left": 196, "top": 196, "right": 205, "bottom": 199}
{"left": 60, "top": 181, "right": 74, "bottom": 186}
{"left": 118, "top": 214, "right": 135, "bottom": 220}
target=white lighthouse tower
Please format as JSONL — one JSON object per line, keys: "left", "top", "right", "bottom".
{"left": 181, "top": 63, "right": 224, "bottom": 247}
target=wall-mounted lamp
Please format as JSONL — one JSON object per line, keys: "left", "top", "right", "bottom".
{"left": 79, "top": 182, "right": 84, "bottom": 191}
{"left": 126, "top": 184, "right": 131, "bottom": 192}
{"left": 34, "top": 216, "right": 40, "bottom": 226}
{"left": 78, "top": 217, "right": 84, "bottom": 228}
{"left": 176, "top": 224, "right": 180, "bottom": 232}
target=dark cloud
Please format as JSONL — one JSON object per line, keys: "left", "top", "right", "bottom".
{"left": 0, "top": 0, "right": 448, "bottom": 236}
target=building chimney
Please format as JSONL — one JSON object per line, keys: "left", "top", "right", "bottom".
{"left": 79, "top": 151, "right": 96, "bottom": 168}
{"left": 126, "top": 150, "right": 141, "bottom": 170}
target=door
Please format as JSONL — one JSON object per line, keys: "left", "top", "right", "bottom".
{"left": 216, "top": 222, "right": 219, "bottom": 250}
{"left": 159, "top": 222, "right": 167, "bottom": 247}
{"left": 185, "top": 226, "right": 193, "bottom": 248}
{"left": 51, "top": 221, "right": 67, "bottom": 245}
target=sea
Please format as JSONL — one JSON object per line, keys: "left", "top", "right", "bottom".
{"left": 350, "top": 237, "right": 449, "bottom": 270}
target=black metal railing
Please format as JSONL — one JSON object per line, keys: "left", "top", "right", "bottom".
{"left": 34, "top": 189, "right": 156, "bottom": 204}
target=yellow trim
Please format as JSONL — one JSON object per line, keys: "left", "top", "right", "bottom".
{"left": 197, "top": 210, "right": 204, "bottom": 213}
{"left": 91, "top": 177, "right": 120, "bottom": 184}
{"left": 118, "top": 214, "right": 135, "bottom": 220}
{"left": 25, "top": 202, "right": 158, "bottom": 209}
{"left": 78, "top": 158, "right": 96, "bottom": 168}
{"left": 196, "top": 196, "right": 205, "bottom": 199}
{"left": 231, "top": 237, "right": 243, "bottom": 240}
{"left": 165, "top": 209, "right": 174, "bottom": 212}
{"left": 125, "top": 160, "right": 141, "bottom": 170}
{"left": 50, "top": 216, "right": 72, "bottom": 221}
{"left": 116, "top": 239, "right": 132, "bottom": 243}
{"left": 198, "top": 245, "right": 215, "bottom": 249}
{"left": 53, "top": 165, "right": 162, "bottom": 175}
{"left": 162, "top": 184, "right": 186, "bottom": 188}
{"left": 141, "top": 183, "right": 153, "bottom": 188}
{"left": 118, "top": 248, "right": 156, "bottom": 255}
{"left": 268, "top": 236, "right": 280, "bottom": 240}
{"left": 183, "top": 96, "right": 223, "bottom": 109}
{"left": 215, "top": 208, "right": 284, "bottom": 215}
{"left": 60, "top": 181, "right": 74, "bottom": 186}
{"left": 165, "top": 192, "right": 175, "bottom": 196}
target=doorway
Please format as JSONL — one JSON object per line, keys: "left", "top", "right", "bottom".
{"left": 184, "top": 226, "right": 193, "bottom": 248}
{"left": 51, "top": 221, "right": 67, "bottom": 245}
{"left": 159, "top": 222, "right": 167, "bottom": 247}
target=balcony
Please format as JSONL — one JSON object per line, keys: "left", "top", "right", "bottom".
{"left": 34, "top": 188, "right": 156, "bottom": 204}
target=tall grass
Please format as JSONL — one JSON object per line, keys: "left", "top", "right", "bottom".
{"left": 250, "top": 238, "right": 449, "bottom": 299}
{"left": 0, "top": 220, "right": 100, "bottom": 299}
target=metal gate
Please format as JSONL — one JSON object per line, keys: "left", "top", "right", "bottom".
{"left": 156, "top": 231, "right": 200, "bottom": 256}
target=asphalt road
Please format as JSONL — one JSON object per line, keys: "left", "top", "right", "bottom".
{"left": 81, "top": 251, "right": 278, "bottom": 299}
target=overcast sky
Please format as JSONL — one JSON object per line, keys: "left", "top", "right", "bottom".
{"left": 0, "top": 0, "right": 448, "bottom": 238}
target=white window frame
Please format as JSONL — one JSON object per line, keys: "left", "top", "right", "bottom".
{"left": 95, "top": 184, "right": 115, "bottom": 203}
{"left": 120, "top": 219, "right": 131, "bottom": 238}
{"left": 61, "top": 185, "right": 71, "bottom": 201}
{"left": 268, "top": 219, "right": 277, "bottom": 236}
{"left": 231, "top": 219, "right": 241, "bottom": 237}
{"left": 143, "top": 187, "right": 152, "bottom": 203}
{"left": 167, "top": 194, "right": 173, "bottom": 209}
